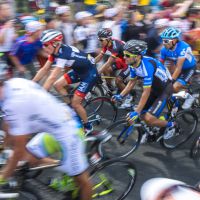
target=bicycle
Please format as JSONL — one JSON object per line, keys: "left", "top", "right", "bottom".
{"left": 0, "top": 132, "right": 136, "bottom": 200}
{"left": 100, "top": 94, "right": 198, "bottom": 160}
{"left": 84, "top": 96, "right": 118, "bottom": 132}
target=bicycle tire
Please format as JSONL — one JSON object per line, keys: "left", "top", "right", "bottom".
{"left": 18, "top": 179, "right": 65, "bottom": 200}
{"left": 89, "top": 159, "right": 136, "bottom": 200}
{"left": 100, "top": 119, "right": 141, "bottom": 159}
{"left": 84, "top": 96, "right": 118, "bottom": 131}
{"left": 161, "top": 109, "right": 198, "bottom": 149}
{"left": 190, "top": 135, "right": 200, "bottom": 160}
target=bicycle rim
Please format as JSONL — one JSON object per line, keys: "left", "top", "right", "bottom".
{"left": 191, "top": 136, "right": 200, "bottom": 160}
{"left": 90, "top": 160, "right": 136, "bottom": 200}
{"left": 100, "top": 119, "right": 141, "bottom": 159}
{"left": 84, "top": 96, "right": 117, "bottom": 131}
{"left": 162, "top": 110, "right": 198, "bottom": 149}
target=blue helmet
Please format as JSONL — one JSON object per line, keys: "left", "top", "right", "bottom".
{"left": 161, "top": 27, "right": 181, "bottom": 39}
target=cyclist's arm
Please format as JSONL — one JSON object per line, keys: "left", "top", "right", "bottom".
{"left": 1, "top": 134, "right": 29, "bottom": 179}
{"left": 172, "top": 57, "right": 184, "bottom": 80}
{"left": 32, "top": 60, "right": 52, "bottom": 82}
{"left": 95, "top": 51, "right": 104, "bottom": 63}
{"left": 120, "top": 78, "right": 137, "bottom": 97}
{"left": 135, "top": 86, "right": 151, "bottom": 114}
{"left": 43, "top": 66, "right": 62, "bottom": 91}
{"left": 98, "top": 56, "right": 115, "bottom": 73}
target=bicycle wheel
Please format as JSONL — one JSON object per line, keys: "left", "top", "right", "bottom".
{"left": 100, "top": 119, "right": 141, "bottom": 159}
{"left": 161, "top": 109, "right": 198, "bottom": 149}
{"left": 84, "top": 96, "right": 118, "bottom": 131}
{"left": 190, "top": 135, "right": 200, "bottom": 160}
{"left": 89, "top": 159, "right": 136, "bottom": 200}
{"left": 18, "top": 179, "right": 65, "bottom": 200}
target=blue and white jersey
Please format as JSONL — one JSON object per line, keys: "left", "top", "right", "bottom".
{"left": 54, "top": 44, "right": 97, "bottom": 79}
{"left": 130, "top": 56, "right": 171, "bottom": 93}
{"left": 160, "top": 41, "right": 196, "bottom": 70}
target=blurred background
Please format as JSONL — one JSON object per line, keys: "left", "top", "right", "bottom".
{"left": 0, "top": 0, "right": 199, "bottom": 79}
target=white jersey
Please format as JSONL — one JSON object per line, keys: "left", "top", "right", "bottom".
{"left": 2, "top": 78, "right": 78, "bottom": 140}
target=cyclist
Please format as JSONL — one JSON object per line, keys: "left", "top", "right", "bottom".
{"left": 112, "top": 39, "right": 176, "bottom": 139}
{"left": 33, "top": 29, "right": 98, "bottom": 134}
{"left": 95, "top": 28, "right": 132, "bottom": 108}
{"left": 0, "top": 77, "right": 92, "bottom": 200}
{"left": 140, "top": 177, "right": 200, "bottom": 200}
{"left": 160, "top": 27, "right": 197, "bottom": 109}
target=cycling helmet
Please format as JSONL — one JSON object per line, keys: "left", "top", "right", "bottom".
{"left": 123, "top": 40, "right": 147, "bottom": 55}
{"left": 161, "top": 27, "right": 181, "bottom": 39}
{"left": 40, "top": 29, "right": 63, "bottom": 45}
{"left": 97, "top": 28, "right": 112, "bottom": 39}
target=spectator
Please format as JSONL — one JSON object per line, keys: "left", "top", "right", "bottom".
{"left": 9, "top": 21, "right": 45, "bottom": 79}
{"left": 122, "top": 10, "right": 147, "bottom": 42}
{"left": 0, "top": 1, "right": 16, "bottom": 78}
{"left": 74, "top": 11, "right": 98, "bottom": 56}
{"left": 55, "top": 5, "right": 74, "bottom": 46}
{"left": 146, "top": 18, "right": 169, "bottom": 57}
{"left": 102, "top": 7, "right": 122, "bottom": 40}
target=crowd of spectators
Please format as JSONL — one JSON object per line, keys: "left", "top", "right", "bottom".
{"left": 0, "top": 0, "right": 199, "bottom": 79}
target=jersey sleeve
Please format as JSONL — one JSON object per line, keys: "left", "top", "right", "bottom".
{"left": 143, "top": 63, "right": 154, "bottom": 88}
{"left": 130, "top": 67, "right": 136, "bottom": 79}
{"left": 55, "top": 58, "right": 68, "bottom": 68}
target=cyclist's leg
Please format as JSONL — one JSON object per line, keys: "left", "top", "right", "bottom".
{"left": 175, "top": 68, "right": 196, "bottom": 109}
{"left": 71, "top": 73, "right": 98, "bottom": 126}
{"left": 173, "top": 68, "right": 195, "bottom": 92}
{"left": 115, "top": 66, "right": 130, "bottom": 91}
{"left": 54, "top": 70, "right": 79, "bottom": 103}
{"left": 26, "top": 130, "right": 92, "bottom": 200}
{"left": 142, "top": 83, "right": 173, "bottom": 128}
{"left": 101, "top": 65, "right": 114, "bottom": 87}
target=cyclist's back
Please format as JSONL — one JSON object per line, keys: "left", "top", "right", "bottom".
{"left": 3, "top": 78, "right": 79, "bottom": 138}
{"left": 53, "top": 44, "right": 96, "bottom": 78}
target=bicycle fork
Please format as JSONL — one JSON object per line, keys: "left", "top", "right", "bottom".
{"left": 117, "top": 125, "right": 134, "bottom": 144}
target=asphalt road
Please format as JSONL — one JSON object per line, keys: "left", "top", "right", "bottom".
{"left": 34, "top": 108, "right": 200, "bottom": 200}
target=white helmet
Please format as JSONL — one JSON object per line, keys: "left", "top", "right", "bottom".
{"left": 55, "top": 5, "right": 70, "bottom": 15}
{"left": 40, "top": 29, "right": 63, "bottom": 45}
{"left": 140, "top": 178, "right": 200, "bottom": 200}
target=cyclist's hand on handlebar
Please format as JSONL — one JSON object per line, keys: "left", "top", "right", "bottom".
{"left": 126, "top": 111, "right": 139, "bottom": 124}
{"left": 111, "top": 94, "right": 123, "bottom": 102}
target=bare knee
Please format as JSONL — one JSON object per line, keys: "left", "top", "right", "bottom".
{"left": 173, "top": 82, "right": 183, "bottom": 93}
{"left": 115, "top": 76, "right": 123, "bottom": 85}
{"left": 143, "top": 114, "right": 156, "bottom": 126}
{"left": 54, "top": 81, "right": 63, "bottom": 91}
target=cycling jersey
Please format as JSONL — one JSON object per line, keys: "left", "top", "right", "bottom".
{"left": 130, "top": 56, "right": 172, "bottom": 94}
{"left": 53, "top": 44, "right": 97, "bottom": 79}
{"left": 160, "top": 41, "right": 196, "bottom": 70}
{"left": 2, "top": 78, "right": 88, "bottom": 176}
{"left": 102, "top": 38, "right": 127, "bottom": 70}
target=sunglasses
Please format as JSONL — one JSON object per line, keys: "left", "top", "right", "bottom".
{"left": 162, "top": 39, "right": 173, "bottom": 44}
{"left": 123, "top": 52, "right": 138, "bottom": 58}
{"left": 98, "top": 38, "right": 107, "bottom": 42}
